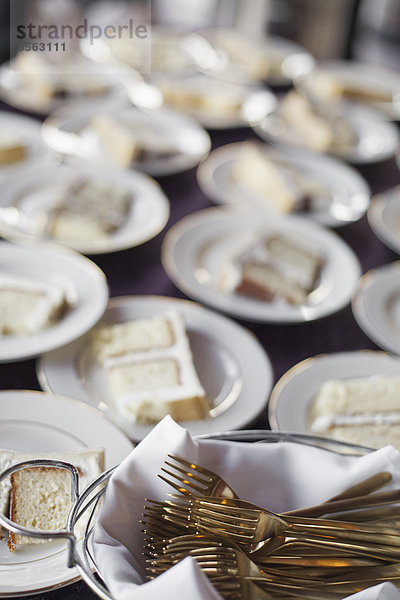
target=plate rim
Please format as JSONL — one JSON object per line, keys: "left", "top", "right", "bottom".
{"left": 295, "top": 59, "right": 400, "bottom": 119}
{"left": 37, "top": 293, "right": 274, "bottom": 441}
{"left": 0, "top": 162, "right": 171, "bottom": 255}
{"left": 253, "top": 99, "right": 400, "bottom": 165}
{"left": 146, "top": 74, "right": 277, "bottom": 130}
{"left": 0, "top": 240, "right": 109, "bottom": 361}
{"left": 0, "top": 388, "right": 133, "bottom": 597}
{"left": 367, "top": 187, "right": 400, "bottom": 255}
{"left": 0, "top": 58, "right": 130, "bottom": 116}
{"left": 351, "top": 261, "right": 400, "bottom": 355}
{"left": 42, "top": 103, "right": 212, "bottom": 177}
{"left": 268, "top": 348, "right": 400, "bottom": 431}
{"left": 161, "top": 205, "right": 362, "bottom": 324}
{"left": 196, "top": 140, "right": 371, "bottom": 227}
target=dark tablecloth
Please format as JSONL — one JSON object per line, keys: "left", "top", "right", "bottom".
{"left": 1, "top": 107, "right": 399, "bottom": 599}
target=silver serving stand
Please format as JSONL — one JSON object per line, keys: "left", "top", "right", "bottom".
{"left": 0, "top": 431, "right": 371, "bottom": 599}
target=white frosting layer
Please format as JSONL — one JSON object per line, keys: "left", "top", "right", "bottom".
{"left": 311, "top": 411, "right": 400, "bottom": 433}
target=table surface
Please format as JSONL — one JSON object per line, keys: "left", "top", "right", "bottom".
{"left": 1, "top": 103, "right": 399, "bottom": 600}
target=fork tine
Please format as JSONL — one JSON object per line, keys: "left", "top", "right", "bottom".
{"left": 157, "top": 473, "right": 198, "bottom": 496}
{"left": 163, "top": 461, "right": 211, "bottom": 488}
{"left": 160, "top": 467, "right": 210, "bottom": 494}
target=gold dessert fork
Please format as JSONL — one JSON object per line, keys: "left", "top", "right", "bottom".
{"left": 146, "top": 534, "right": 349, "bottom": 600}
{"left": 159, "top": 455, "right": 396, "bottom": 519}
{"left": 145, "top": 495, "right": 400, "bottom": 561}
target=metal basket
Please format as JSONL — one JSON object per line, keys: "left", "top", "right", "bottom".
{"left": 0, "top": 431, "right": 372, "bottom": 600}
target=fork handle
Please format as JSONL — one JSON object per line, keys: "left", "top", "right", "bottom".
{"left": 285, "top": 488, "right": 400, "bottom": 518}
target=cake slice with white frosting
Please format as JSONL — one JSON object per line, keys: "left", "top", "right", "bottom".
{"left": 308, "top": 375, "right": 400, "bottom": 450}
{"left": 92, "top": 310, "right": 209, "bottom": 424}
{"left": 221, "top": 233, "right": 324, "bottom": 306}
{"left": 0, "top": 274, "right": 69, "bottom": 336}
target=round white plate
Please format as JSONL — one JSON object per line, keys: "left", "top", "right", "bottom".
{"left": 0, "top": 241, "right": 108, "bottom": 362}
{"left": 0, "top": 57, "right": 131, "bottom": 116}
{"left": 196, "top": 28, "right": 315, "bottom": 86}
{"left": 367, "top": 186, "right": 400, "bottom": 254}
{"left": 0, "top": 389, "right": 133, "bottom": 597}
{"left": 82, "top": 27, "right": 205, "bottom": 78}
{"left": 161, "top": 207, "right": 361, "bottom": 323}
{"left": 352, "top": 262, "right": 400, "bottom": 356}
{"left": 296, "top": 60, "right": 400, "bottom": 120}
{"left": 38, "top": 295, "right": 273, "bottom": 441}
{"left": 197, "top": 141, "right": 371, "bottom": 228}
{"left": 255, "top": 99, "right": 399, "bottom": 165}
{"left": 0, "top": 162, "right": 170, "bottom": 255}
{"left": 268, "top": 350, "right": 400, "bottom": 433}
{"left": 0, "top": 112, "right": 55, "bottom": 182}
{"left": 134, "top": 73, "right": 277, "bottom": 130}
{"left": 42, "top": 101, "right": 211, "bottom": 177}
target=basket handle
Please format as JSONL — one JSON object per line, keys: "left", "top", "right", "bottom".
{"left": 0, "top": 458, "right": 80, "bottom": 567}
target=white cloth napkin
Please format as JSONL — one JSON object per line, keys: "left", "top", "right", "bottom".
{"left": 93, "top": 416, "right": 400, "bottom": 600}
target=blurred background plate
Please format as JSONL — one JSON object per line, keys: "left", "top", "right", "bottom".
{"left": 0, "top": 241, "right": 108, "bottom": 362}
{"left": 197, "top": 141, "right": 371, "bottom": 227}
{"left": 367, "top": 186, "right": 400, "bottom": 255}
{"left": 352, "top": 262, "right": 400, "bottom": 356}
{"left": 254, "top": 99, "right": 400, "bottom": 164}
{"left": 0, "top": 162, "right": 170, "bottom": 255}
{"left": 296, "top": 60, "right": 400, "bottom": 120}
{"left": 0, "top": 57, "right": 133, "bottom": 116}
{"left": 0, "top": 111, "right": 56, "bottom": 182}
{"left": 42, "top": 101, "right": 211, "bottom": 176}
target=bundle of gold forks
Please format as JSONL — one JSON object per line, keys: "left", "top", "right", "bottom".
{"left": 141, "top": 455, "right": 400, "bottom": 599}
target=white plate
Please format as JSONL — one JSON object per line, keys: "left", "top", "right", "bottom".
{"left": 42, "top": 101, "right": 211, "bottom": 177}
{"left": 197, "top": 141, "right": 371, "bottom": 228}
{"left": 255, "top": 99, "right": 400, "bottom": 165}
{"left": 0, "top": 389, "right": 133, "bottom": 597}
{"left": 268, "top": 350, "right": 400, "bottom": 433}
{"left": 0, "top": 57, "right": 131, "bottom": 116}
{"left": 0, "top": 241, "right": 108, "bottom": 362}
{"left": 38, "top": 295, "right": 273, "bottom": 441}
{"left": 296, "top": 60, "right": 400, "bottom": 120}
{"left": 352, "top": 262, "right": 400, "bottom": 356}
{"left": 161, "top": 207, "right": 361, "bottom": 323}
{"left": 132, "top": 74, "right": 277, "bottom": 130}
{"left": 367, "top": 186, "right": 400, "bottom": 254}
{"left": 0, "top": 112, "right": 55, "bottom": 182}
{"left": 197, "top": 29, "right": 315, "bottom": 86}
{"left": 0, "top": 162, "right": 170, "bottom": 255}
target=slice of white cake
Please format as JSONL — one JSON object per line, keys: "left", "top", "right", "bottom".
{"left": 214, "top": 29, "right": 274, "bottom": 81}
{"left": 158, "top": 79, "right": 244, "bottom": 115}
{"left": 89, "top": 114, "right": 177, "bottom": 169}
{"left": 0, "top": 274, "right": 69, "bottom": 336}
{"left": 278, "top": 90, "right": 356, "bottom": 154}
{"left": 230, "top": 142, "right": 332, "bottom": 215}
{"left": 5, "top": 446, "right": 104, "bottom": 551}
{"left": 311, "top": 70, "right": 394, "bottom": 105}
{"left": 221, "top": 233, "right": 324, "bottom": 306}
{"left": 92, "top": 310, "right": 209, "bottom": 424}
{"left": 46, "top": 177, "right": 131, "bottom": 242}
{"left": 308, "top": 375, "right": 400, "bottom": 450}
{"left": 230, "top": 143, "right": 298, "bottom": 214}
